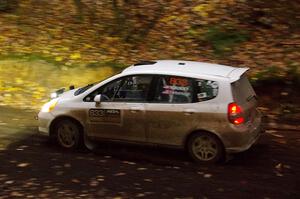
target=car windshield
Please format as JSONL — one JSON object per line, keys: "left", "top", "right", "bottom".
{"left": 74, "top": 73, "right": 119, "bottom": 96}
{"left": 74, "top": 82, "right": 100, "bottom": 96}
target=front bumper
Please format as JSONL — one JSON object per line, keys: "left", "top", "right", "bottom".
{"left": 37, "top": 111, "right": 55, "bottom": 134}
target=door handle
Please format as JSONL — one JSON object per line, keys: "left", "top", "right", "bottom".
{"left": 130, "top": 107, "right": 143, "bottom": 113}
{"left": 184, "top": 109, "right": 196, "bottom": 115}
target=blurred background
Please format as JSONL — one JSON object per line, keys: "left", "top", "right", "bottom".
{"left": 0, "top": 2, "right": 299, "bottom": 198}
{"left": 0, "top": 0, "right": 299, "bottom": 109}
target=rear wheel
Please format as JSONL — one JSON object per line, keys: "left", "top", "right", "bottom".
{"left": 54, "top": 119, "right": 83, "bottom": 150}
{"left": 187, "top": 132, "right": 224, "bottom": 163}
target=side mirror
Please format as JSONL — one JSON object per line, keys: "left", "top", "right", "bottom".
{"left": 94, "top": 94, "right": 102, "bottom": 106}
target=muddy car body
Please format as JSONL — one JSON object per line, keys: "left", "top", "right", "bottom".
{"left": 38, "top": 60, "right": 263, "bottom": 163}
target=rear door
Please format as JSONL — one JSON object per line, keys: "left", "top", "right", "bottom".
{"left": 145, "top": 75, "right": 198, "bottom": 146}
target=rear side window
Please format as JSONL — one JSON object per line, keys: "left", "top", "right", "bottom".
{"left": 231, "top": 74, "right": 256, "bottom": 104}
{"left": 195, "top": 79, "right": 219, "bottom": 102}
{"left": 153, "top": 76, "right": 193, "bottom": 103}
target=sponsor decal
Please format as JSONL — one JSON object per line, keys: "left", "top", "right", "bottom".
{"left": 89, "top": 109, "right": 121, "bottom": 123}
{"left": 169, "top": 77, "right": 189, "bottom": 87}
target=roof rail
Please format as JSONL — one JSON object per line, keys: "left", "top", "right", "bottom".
{"left": 133, "top": 60, "right": 157, "bottom": 66}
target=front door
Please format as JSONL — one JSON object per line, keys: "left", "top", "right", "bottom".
{"left": 84, "top": 75, "right": 153, "bottom": 142}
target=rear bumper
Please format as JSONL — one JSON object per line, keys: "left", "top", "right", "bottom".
{"left": 225, "top": 112, "right": 264, "bottom": 153}
{"left": 226, "top": 125, "right": 263, "bottom": 153}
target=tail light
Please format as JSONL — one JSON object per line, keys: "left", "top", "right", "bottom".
{"left": 228, "top": 102, "right": 244, "bottom": 125}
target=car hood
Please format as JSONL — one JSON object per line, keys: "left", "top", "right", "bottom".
{"left": 59, "top": 88, "right": 78, "bottom": 98}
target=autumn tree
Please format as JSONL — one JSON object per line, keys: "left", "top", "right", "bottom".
{"left": 0, "top": 0, "right": 18, "bottom": 12}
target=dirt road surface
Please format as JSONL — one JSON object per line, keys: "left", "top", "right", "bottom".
{"left": 0, "top": 106, "right": 299, "bottom": 199}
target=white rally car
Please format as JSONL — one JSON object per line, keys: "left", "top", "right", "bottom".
{"left": 38, "top": 60, "right": 263, "bottom": 163}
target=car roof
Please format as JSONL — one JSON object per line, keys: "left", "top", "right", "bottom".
{"left": 122, "top": 60, "right": 248, "bottom": 81}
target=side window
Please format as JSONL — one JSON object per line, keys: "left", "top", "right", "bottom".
{"left": 84, "top": 75, "right": 152, "bottom": 102}
{"left": 153, "top": 76, "right": 193, "bottom": 103}
{"left": 114, "top": 76, "right": 152, "bottom": 102}
{"left": 102, "top": 79, "right": 123, "bottom": 101}
{"left": 195, "top": 79, "right": 219, "bottom": 102}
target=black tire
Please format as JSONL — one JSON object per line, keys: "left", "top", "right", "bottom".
{"left": 53, "top": 119, "right": 83, "bottom": 150}
{"left": 187, "top": 132, "right": 225, "bottom": 163}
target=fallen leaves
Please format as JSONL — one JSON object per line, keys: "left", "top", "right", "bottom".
{"left": 89, "top": 180, "right": 99, "bottom": 187}
{"left": 113, "top": 172, "right": 126, "bottom": 176}
{"left": 274, "top": 163, "right": 292, "bottom": 177}
{"left": 4, "top": 180, "right": 15, "bottom": 185}
{"left": 17, "top": 162, "right": 30, "bottom": 168}
{"left": 71, "top": 178, "right": 80, "bottom": 183}
{"left": 197, "top": 171, "right": 213, "bottom": 178}
{"left": 203, "top": 173, "right": 212, "bottom": 178}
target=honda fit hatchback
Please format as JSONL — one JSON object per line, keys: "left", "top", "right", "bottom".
{"left": 38, "top": 60, "right": 263, "bottom": 163}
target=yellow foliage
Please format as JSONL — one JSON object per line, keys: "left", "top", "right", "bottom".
{"left": 84, "top": 44, "right": 93, "bottom": 49}
{"left": 0, "top": 59, "right": 115, "bottom": 110}
{"left": 55, "top": 56, "right": 63, "bottom": 61}
{"left": 42, "top": 50, "right": 50, "bottom": 54}
{"left": 0, "top": 36, "right": 7, "bottom": 41}
{"left": 161, "top": 16, "right": 177, "bottom": 23}
{"left": 61, "top": 47, "right": 70, "bottom": 51}
{"left": 192, "top": 3, "right": 214, "bottom": 17}
{"left": 70, "top": 53, "right": 81, "bottom": 60}
{"left": 15, "top": 78, "right": 24, "bottom": 84}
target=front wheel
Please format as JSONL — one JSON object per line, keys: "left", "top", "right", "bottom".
{"left": 54, "top": 119, "right": 83, "bottom": 150}
{"left": 187, "top": 132, "right": 224, "bottom": 163}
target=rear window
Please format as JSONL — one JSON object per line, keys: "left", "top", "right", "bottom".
{"left": 195, "top": 79, "right": 219, "bottom": 102}
{"left": 231, "top": 74, "right": 256, "bottom": 104}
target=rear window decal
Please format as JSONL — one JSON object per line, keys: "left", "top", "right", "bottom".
{"left": 162, "top": 85, "right": 191, "bottom": 97}
{"left": 169, "top": 77, "right": 189, "bottom": 87}
{"left": 162, "top": 89, "right": 191, "bottom": 97}
{"left": 163, "top": 85, "right": 189, "bottom": 91}
{"left": 154, "top": 76, "right": 193, "bottom": 103}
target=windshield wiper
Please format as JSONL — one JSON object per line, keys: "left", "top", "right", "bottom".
{"left": 247, "top": 95, "right": 257, "bottom": 102}
{"left": 74, "top": 84, "right": 94, "bottom": 96}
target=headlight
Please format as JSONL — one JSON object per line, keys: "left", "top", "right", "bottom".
{"left": 50, "top": 88, "right": 65, "bottom": 99}
{"left": 41, "top": 99, "right": 58, "bottom": 113}
{"left": 50, "top": 92, "right": 58, "bottom": 99}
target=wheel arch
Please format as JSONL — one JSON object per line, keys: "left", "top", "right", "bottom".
{"left": 184, "top": 129, "right": 225, "bottom": 151}
{"left": 49, "top": 115, "right": 84, "bottom": 138}
{"left": 184, "top": 129, "right": 226, "bottom": 163}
